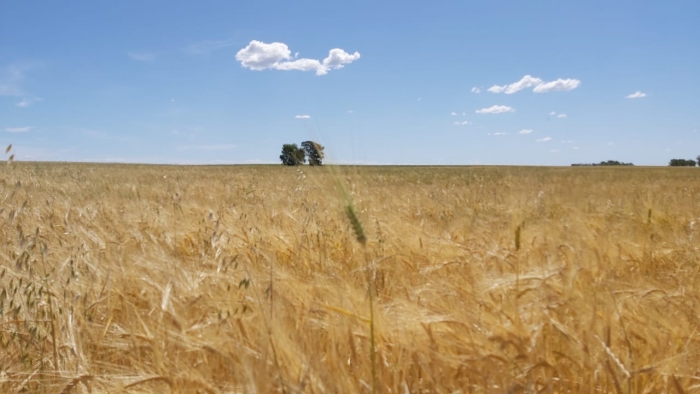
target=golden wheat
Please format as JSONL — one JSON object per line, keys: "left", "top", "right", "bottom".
{"left": 1, "top": 162, "right": 699, "bottom": 392}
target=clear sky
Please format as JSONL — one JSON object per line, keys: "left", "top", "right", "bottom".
{"left": 1, "top": 1, "right": 699, "bottom": 165}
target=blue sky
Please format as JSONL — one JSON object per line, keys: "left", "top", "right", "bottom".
{"left": 1, "top": 1, "right": 698, "bottom": 165}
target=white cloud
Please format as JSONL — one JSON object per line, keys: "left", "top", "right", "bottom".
{"left": 488, "top": 75, "right": 543, "bottom": 94}
{"left": 493, "top": 132, "right": 508, "bottom": 135}
{"left": 536, "top": 137, "right": 552, "bottom": 142}
{"left": 450, "top": 112, "right": 458, "bottom": 116}
{"left": 475, "top": 105, "right": 514, "bottom": 114}
{"left": 235, "top": 40, "right": 360, "bottom": 76}
{"left": 5, "top": 126, "right": 32, "bottom": 133}
{"left": 127, "top": 52, "right": 156, "bottom": 62}
{"left": 488, "top": 75, "right": 581, "bottom": 94}
{"left": 184, "top": 38, "right": 238, "bottom": 54}
{"left": 0, "top": 64, "right": 30, "bottom": 97}
{"left": 453, "top": 121, "right": 470, "bottom": 126}
{"left": 295, "top": 115, "right": 311, "bottom": 119}
{"left": 573, "top": 146, "right": 580, "bottom": 150}
{"left": 550, "top": 149, "right": 560, "bottom": 153}
{"left": 519, "top": 129, "right": 533, "bottom": 134}
{"left": 557, "top": 114, "right": 567, "bottom": 118}
{"left": 471, "top": 87, "right": 481, "bottom": 93}
{"left": 533, "top": 78, "right": 581, "bottom": 93}
{"left": 347, "top": 110, "right": 354, "bottom": 114}
{"left": 16, "top": 98, "right": 39, "bottom": 107}
{"left": 626, "top": 91, "right": 646, "bottom": 99}
{"left": 550, "top": 111, "right": 557, "bottom": 116}
{"left": 194, "top": 144, "right": 236, "bottom": 150}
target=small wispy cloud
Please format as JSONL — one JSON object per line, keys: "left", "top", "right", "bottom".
{"left": 184, "top": 38, "right": 239, "bottom": 55}
{"left": 488, "top": 75, "right": 581, "bottom": 94}
{"left": 519, "top": 129, "right": 533, "bottom": 134}
{"left": 626, "top": 91, "right": 646, "bottom": 99}
{"left": 191, "top": 144, "right": 236, "bottom": 150}
{"left": 453, "top": 121, "right": 470, "bottom": 126}
{"left": 127, "top": 52, "right": 156, "bottom": 62}
{"left": 295, "top": 115, "right": 311, "bottom": 119}
{"left": 550, "top": 111, "right": 557, "bottom": 116}
{"left": 347, "top": 110, "right": 354, "bottom": 114}
{"left": 236, "top": 40, "right": 360, "bottom": 76}
{"left": 536, "top": 137, "right": 552, "bottom": 142}
{"left": 573, "top": 146, "right": 580, "bottom": 150}
{"left": 471, "top": 87, "right": 481, "bottom": 94}
{"left": 550, "top": 149, "right": 560, "bottom": 153}
{"left": 5, "top": 126, "right": 32, "bottom": 133}
{"left": 450, "top": 112, "right": 458, "bottom": 116}
{"left": 557, "top": 114, "right": 567, "bottom": 118}
{"left": 0, "top": 64, "right": 32, "bottom": 97}
{"left": 16, "top": 98, "right": 41, "bottom": 107}
{"left": 476, "top": 105, "right": 514, "bottom": 114}
{"left": 492, "top": 132, "right": 508, "bottom": 135}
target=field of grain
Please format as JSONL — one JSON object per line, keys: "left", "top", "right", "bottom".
{"left": 1, "top": 162, "right": 699, "bottom": 393}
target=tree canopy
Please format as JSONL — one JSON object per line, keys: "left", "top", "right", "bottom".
{"left": 669, "top": 159, "right": 697, "bottom": 167}
{"left": 279, "top": 144, "right": 306, "bottom": 166}
{"left": 571, "top": 160, "right": 634, "bottom": 166}
{"left": 301, "top": 141, "right": 325, "bottom": 166}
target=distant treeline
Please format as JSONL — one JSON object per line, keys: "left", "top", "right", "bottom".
{"left": 572, "top": 160, "right": 634, "bottom": 167}
{"left": 668, "top": 159, "right": 698, "bottom": 167}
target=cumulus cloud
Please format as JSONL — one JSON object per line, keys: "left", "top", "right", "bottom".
{"left": 127, "top": 52, "right": 156, "bottom": 62}
{"left": 236, "top": 40, "right": 360, "bottom": 76}
{"left": 519, "top": 129, "right": 533, "bottom": 134}
{"left": 533, "top": 78, "right": 580, "bottom": 93}
{"left": 471, "top": 87, "right": 481, "bottom": 93}
{"left": 488, "top": 75, "right": 581, "bottom": 94}
{"left": 536, "top": 137, "right": 552, "bottom": 142}
{"left": 5, "top": 126, "right": 32, "bottom": 133}
{"left": 488, "top": 75, "right": 543, "bottom": 94}
{"left": 626, "top": 91, "right": 646, "bottom": 99}
{"left": 475, "top": 105, "right": 514, "bottom": 114}
{"left": 295, "top": 115, "right": 311, "bottom": 119}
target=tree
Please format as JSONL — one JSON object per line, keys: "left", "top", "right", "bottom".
{"left": 301, "top": 141, "right": 325, "bottom": 166}
{"left": 697, "top": 155, "right": 700, "bottom": 166}
{"left": 669, "top": 158, "right": 697, "bottom": 167}
{"left": 279, "top": 144, "right": 305, "bottom": 166}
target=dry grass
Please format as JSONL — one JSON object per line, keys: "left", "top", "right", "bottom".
{"left": 1, "top": 161, "right": 699, "bottom": 393}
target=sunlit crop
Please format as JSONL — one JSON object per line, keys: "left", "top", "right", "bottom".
{"left": 1, "top": 161, "right": 699, "bottom": 392}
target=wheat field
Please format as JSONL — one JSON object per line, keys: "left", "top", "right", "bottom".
{"left": 1, "top": 161, "right": 699, "bottom": 393}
